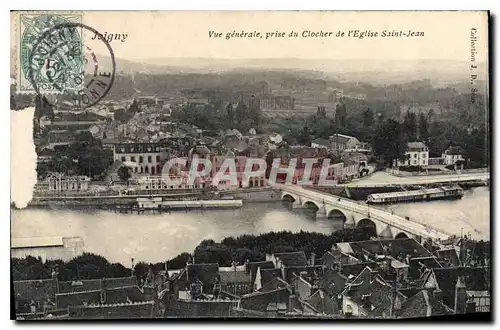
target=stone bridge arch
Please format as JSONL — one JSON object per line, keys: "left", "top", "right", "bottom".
{"left": 394, "top": 232, "right": 409, "bottom": 239}
{"left": 302, "top": 200, "right": 321, "bottom": 211}
{"left": 356, "top": 218, "right": 378, "bottom": 238}
{"left": 282, "top": 193, "right": 296, "bottom": 203}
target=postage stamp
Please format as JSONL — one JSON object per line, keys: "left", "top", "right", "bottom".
{"left": 17, "top": 12, "right": 84, "bottom": 94}
{"left": 15, "top": 11, "right": 116, "bottom": 109}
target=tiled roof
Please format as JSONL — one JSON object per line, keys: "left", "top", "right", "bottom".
{"left": 431, "top": 267, "right": 489, "bottom": 309}
{"left": 398, "top": 290, "right": 453, "bottom": 318}
{"left": 319, "top": 268, "right": 348, "bottom": 297}
{"left": 435, "top": 267, "right": 489, "bottom": 292}
{"left": 345, "top": 238, "right": 433, "bottom": 261}
{"left": 260, "top": 268, "right": 283, "bottom": 286}
{"left": 186, "top": 263, "right": 220, "bottom": 294}
{"left": 340, "top": 262, "right": 378, "bottom": 279}
{"left": 311, "top": 138, "right": 330, "bottom": 147}
{"left": 408, "top": 256, "right": 442, "bottom": 279}
{"left": 105, "top": 286, "right": 148, "bottom": 304}
{"left": 248, "top": 261, "right": 275, "bottom": 284}
{"left": 303, "top": 289, "right": 338, "bottom": 315}
{"left": 56, "top": 290, "right": 101, "bottom": 309}
{"left": 68, "top": 301, "right": 155, "bottom": 319}
{"left": 435, "top": 248, "right": 461, "bottom": 267}
{"left": 258, "top": 277, "right": 289, "bottom": 293}
{"left": 13, "top": 279, "right": 56, "bottom": 303}
{"left": 219, "top": 271, "right": 251, "bottom": 284}
{"left": 274, "top": 251, "right": 309, "bottom": 267}
{"left": 329, "top": 134, "right": 357, "bottom": 145}
{"left": 344, "top": 267, "right": 405, "bottom": 317}
{"left": 407, "top": 141, "right": 428, "bottom": 152}
{"left": 59, "top": 277, "right": 137, "bottom": 294}
{"left": 283, "top": 265, "right": 323, "bottom": 286}
{"left": 240, "top": 287, "right": 291, "bottom": 312}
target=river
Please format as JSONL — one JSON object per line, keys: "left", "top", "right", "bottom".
{"left": 11, "top": 187, "right": 489, "bottom": 266}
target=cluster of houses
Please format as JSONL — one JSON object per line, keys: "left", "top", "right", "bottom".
{"left": 37, "top": 126, "right": 375, "bottom": 194}
{"left": 394, "top": 142, "right": 465, "bottom": 169}
{"left": 13, "top": 236, "right": 490, "bottom": 319}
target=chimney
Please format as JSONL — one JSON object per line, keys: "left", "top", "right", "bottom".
{"left": 288, "top": 294, "right": 295, "bottom": 313}
{"left": 310, "top": 252, "right": 316, "bottom": 266}
{"left": 454, "top": 276, "right": 467, "bottom": 314}
{"left": 245, "top": 259, "right": 250, "bottom": 274}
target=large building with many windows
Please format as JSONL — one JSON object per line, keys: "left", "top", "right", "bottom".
{"left": 393, "top": 142, "right": 429, "bottom": 167}
{"left": 113, "top": 143, "right": 169, "bottom": 175}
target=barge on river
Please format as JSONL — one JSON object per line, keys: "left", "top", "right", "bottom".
{"left": 366, "top": 186, "right": 464, "bottom": 204}
{"left": 115, "top": 197, "right": 243, "bottom": 213}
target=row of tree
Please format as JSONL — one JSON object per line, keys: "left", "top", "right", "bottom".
{"left": 11, "top": 228, "right": 374, "bottom": 282}
{"left": 276, "top": 94, "right": 488, "bottom": 167}
{"left": 171, "top": 96, "right": 262, "bottom": 133}
{"left": 36, "top": 132, "right": 113, "bottom": 179}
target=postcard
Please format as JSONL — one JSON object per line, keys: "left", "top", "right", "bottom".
{"left": 10, "top": 10, "right": 490, "bottom": 320}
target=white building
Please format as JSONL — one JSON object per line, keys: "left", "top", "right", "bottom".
{"left": 137, "top": 175, "right": 210, "bottom": 191}
{"left": 113, "top": 142, "right": 169, "bottom": 175}
{"left": 394, "top": 142, "right": 429, "bottom": 167}
{"left": 442, "top": 146, "right": 465, "bottom": 166}
{"left": 45, "top": 173, "right": 90, "bottom": 192}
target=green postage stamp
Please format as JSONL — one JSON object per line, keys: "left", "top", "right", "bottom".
{"left": 16, "top": 12, "right": 84, "bottom": 94}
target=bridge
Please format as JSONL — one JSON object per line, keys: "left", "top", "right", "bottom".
{"left": 273, "top": 184, "right": 451, "bottom": 243}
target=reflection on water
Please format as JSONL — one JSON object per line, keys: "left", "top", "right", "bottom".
{"left": 11, "top": 187, "right": 489, "bottom": 265}
{"left": 381, "top": 187, "right": 490, "bottom": 241}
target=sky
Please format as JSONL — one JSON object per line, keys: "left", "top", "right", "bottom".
{"left": 11, "top": 11, "right": 489, "bottom": 62}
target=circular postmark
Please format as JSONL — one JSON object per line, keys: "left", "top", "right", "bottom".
{"left": 27, "top": 22, "right": 116, "bottom": 110}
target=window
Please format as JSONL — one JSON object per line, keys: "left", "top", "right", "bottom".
{"left": 147, "top": 146, "right": 152, "bottom": 152}
{"left": 131, "top": 156, "right": 136, "bottom": 162}
{"left": 148, "top": 156, "right": 152, "bottom": 163}
{"left": 413, "top": 160, "right": 417, "bottom": 165}
{"left": 423, "top": 153, "right": 427, "bottom": 158}
{"left": 156, "top": 155, "right": 160, "bottom": 162}
{"left": 139, "top": 156, "right": 143, "bottom": 163}
{"left": 121, "top": 156, "right": 126, "bottom": 162}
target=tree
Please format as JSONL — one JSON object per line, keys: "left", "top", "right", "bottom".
{"left": 235, "top": 101, "right": 248, "bottom": 122}
{"left": 117, "top": 166, "right": 131, "bottom": 183}
{"left": 335, "top": 103, "right": 347, "bottom": 128}
{"left": 297, "top": 125, "right": 312, "bottom": 146}
{"left": 402, "top": 112, "right": 417, "bottom": 141}
{"left": 418, "top": 112, "right": 430, "bottom": 143}
{"left": 374, "top": 119, "right": 408, "bottom": 167}
{"left": 226, "top": 102, "right": 234, "bottom": 125}
{"left": 362, "top": 108, "right": 374, "bottom": 127}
